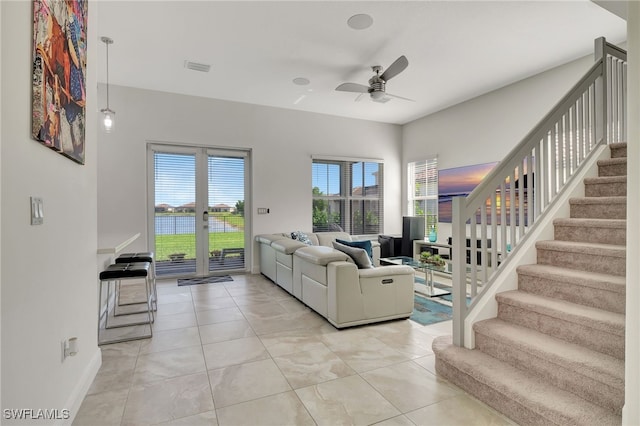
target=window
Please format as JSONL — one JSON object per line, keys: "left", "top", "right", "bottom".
{"left": 408, "top": 157, "right": 438, "bottom": 235}
{"left": 312, "top": 158, "right": 383, "bottom": 235}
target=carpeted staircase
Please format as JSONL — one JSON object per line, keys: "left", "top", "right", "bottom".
{"left": 433, "top": 143, "right": 627, "bottom": 425}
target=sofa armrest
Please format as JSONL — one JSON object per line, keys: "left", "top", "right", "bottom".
{"left": 327, "top": 263, "right": 415, "bottom": 326}
{"left": 358, "top": 265, "right": 414, "bottom": 279}
{"left": 255, "top": 234, "right": 287, "bottom": 245}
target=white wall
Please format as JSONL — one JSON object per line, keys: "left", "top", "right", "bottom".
{"left": 1, "top": 2, "right": 100, "bottom": 423}
{"left": 0, "top": 0, "right": 3, "bottom": 410}
{"left": 97, "top": 85, "right": 403, "bottom": 273}
{"left": 624, "top": 3, "right": 639, "bottom": 424}
{"left": 402, "top": 53, "right": 597, "bottom": 241}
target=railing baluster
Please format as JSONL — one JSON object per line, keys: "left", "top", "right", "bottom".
{"left": 470, "top": 215, "right": 478, "bottom": 297}
{"left": 550, "top": 124, "right": 557, "bottom": 196}
{"left": 622, "top": 62, "right": 627, "bottom": 142}
{"left": 509, "top": 170, "right": 516, "bottom": 247}
{"left": 490, "top": 192, "right": 497, "bottom": 272}
{"left": 519, "top": 160, "right": 525, "bottom": 238}
{"left": 571, "top": 99, "right": 580, "bottom": 174}
{"left": 480, "top": 202, "right": 488, "bottom": 285}
{"left": 526, "top": 154, "right": 533, "bottom": 228}
{"left": 500, "top": 181, "right": 507, "bottom": 256}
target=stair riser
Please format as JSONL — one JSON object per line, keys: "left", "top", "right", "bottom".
{"left": 570, "top": 203, "right": 626, "bottom": 219}
{"left": 435, "top": 358, "right": 548, "bottom": 426}
{"left": 518, "top": 275, "right": 625, "bottom": 314}
{"left": 497, "top": 303, "right": 624, "bottom": 359}
{"left": 609, "top": 146, "right": 627, "bottom": 158}
{"left": 598, "top": 163, "right": 626, "bottom": 177}
{"left": 474, "top": 333, "right": 624, "bottom": 414}
{"left": 537, "top": 247, "right": 625, "bottom": 277}
{"left": 554, "top": 225, "right": 626, "bottom": 245}
{"left": 584, "top": 182, "right": 626, "bottom": 197}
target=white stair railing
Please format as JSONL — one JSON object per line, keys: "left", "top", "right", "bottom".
{"left": 451, "top": 37, "right": 627, "bottom": 347}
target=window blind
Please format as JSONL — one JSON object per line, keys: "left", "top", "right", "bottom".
{"left": 408, "top": 157, "right": 438, "bottom": 234}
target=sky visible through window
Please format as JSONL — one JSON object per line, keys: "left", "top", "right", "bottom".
{"left": 155, "top": 153, "right": 244, "bottom": 208}
{"left": 312, "top": 162, "right": 379, "bottom": 195}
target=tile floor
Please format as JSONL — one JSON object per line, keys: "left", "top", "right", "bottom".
{"left": 74, "top": 274, "right": 515, "bottom": 426}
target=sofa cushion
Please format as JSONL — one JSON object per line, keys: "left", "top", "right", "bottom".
{"left": 315, "top": 232, "right": 351, "bottom": 247}
{"left": 332, "top": 241, "right": 374, "bottom": 269}
{"left": 295, "top": 245, "right": 349, "bottom": 266}
{"left": 336, "top": 238, "right": 373, "bottom": 261}
{"left": 272, "top": 238, "right": 307, "bottom": 255}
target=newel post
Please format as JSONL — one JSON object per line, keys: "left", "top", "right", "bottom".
{"left": 594, "top": 36, "right": 608, "bottom": 144}
{"left": 452, "top": 197, "right": 467, "bottom": 347}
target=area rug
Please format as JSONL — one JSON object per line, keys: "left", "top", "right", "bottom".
{"left": 177, "top": 275, "right": 233, "bottom": 286}
{"left": 410, "top": 294, "right": 453, "bottom": 326}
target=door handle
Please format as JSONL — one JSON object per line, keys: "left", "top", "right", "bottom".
{"left": 203, "top": 211, "right": 209, "bottom": 221}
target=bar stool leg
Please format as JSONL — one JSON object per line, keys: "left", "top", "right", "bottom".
{"left": 98, "top": 262, "right": 153, "bottom": 345}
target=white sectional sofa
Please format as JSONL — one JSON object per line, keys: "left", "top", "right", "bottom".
{"left": 255, "top": 231, "right": 415, "bottom": 328}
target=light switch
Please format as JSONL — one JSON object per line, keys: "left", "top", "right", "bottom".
{"left": 31, "top": 196, "right": 44, "bottom": 225}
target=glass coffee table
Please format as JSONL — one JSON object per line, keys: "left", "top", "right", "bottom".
{"left": 380, "top": 256, "right": 451, "bottom": 297}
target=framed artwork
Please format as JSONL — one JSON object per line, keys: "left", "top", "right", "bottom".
{"left": 32, "top": 0, "right": 88, "bottom": 164}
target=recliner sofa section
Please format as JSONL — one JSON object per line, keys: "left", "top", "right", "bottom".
{"left": 255, "top": 231, "right": 415, "bottom": 328}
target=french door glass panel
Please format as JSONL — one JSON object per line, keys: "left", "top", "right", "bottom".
{"left": 153, "top": 151, "right": 198, "bottom": 276}
{"left": 207, "top": 154, "right": 245, "bottom": 273}
{"left": 151, "top": 147, "right": 247, "bottom": 277}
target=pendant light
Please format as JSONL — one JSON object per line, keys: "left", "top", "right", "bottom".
{"left": 100, "top": 36, "right": 115, "bottom": 133}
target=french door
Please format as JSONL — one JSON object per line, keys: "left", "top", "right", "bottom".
{"left": 148, "top": 144, "right": 249, "bottom": 277}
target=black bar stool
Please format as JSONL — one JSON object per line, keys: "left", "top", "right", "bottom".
{"left": 98, "top": 262, "right": 153, "bottom": 345}
{"left": 115, "top": 252, "right": 157, "bottom": 311}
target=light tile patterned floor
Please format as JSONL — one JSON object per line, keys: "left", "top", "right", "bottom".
{"left": 74, "top": 274, "right": 515, "bottom": 426}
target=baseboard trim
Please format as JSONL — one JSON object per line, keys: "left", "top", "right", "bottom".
{"left": 60, "top": 347, "right": 102, "bottom": 426}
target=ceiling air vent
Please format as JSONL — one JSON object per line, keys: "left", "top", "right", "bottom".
{"left": 184, "top": 60, "right": 211, "bottom": 73}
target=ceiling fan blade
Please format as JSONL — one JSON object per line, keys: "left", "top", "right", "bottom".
{"left": 380, "top": 55, "right": 408, "bottom": 82}
{"left": 336, "top": 82, "right": 370, "bottom": 93}
{"left": 385, "top": 92, "right": 415, "bottom": 102}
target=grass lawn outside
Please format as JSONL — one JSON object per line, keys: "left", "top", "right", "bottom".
{"left": 155, "top": 232, "right": 244, "bottom": 261}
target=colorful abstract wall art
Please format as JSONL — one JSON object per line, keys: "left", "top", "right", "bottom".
{"left": 32, "top": 0, "right": 88, "bottom": 164}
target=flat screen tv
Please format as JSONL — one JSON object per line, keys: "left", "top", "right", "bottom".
{"left": 402, "top": 216, "right": 425, "bottom": 257}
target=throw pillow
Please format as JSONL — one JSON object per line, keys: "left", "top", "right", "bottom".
{"left": 336, "top": 238, "right": 373, "bottom": 261}
{"left": 332, "top": 241, "right": 374, "bottom": 269}
{"left": 291, "top": 231, "right": 313, "bottom": 245}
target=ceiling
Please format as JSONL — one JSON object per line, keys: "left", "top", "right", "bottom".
{"left": 96, "top": 1, "right": 627, "bottom": 125}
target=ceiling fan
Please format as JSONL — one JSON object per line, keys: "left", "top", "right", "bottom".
{"left": 336, "top": 55, "right": 414, "bottom": 103}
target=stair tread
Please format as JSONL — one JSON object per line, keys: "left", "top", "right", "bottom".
{"left": 597, "top": 157, "right": 627, "bottom": 165}
{"left": 474, "top": 318, "right": 624, "bottom": 388}
{"left": 536, "top": 239, "right": 625, "bottom": 257}
{"left": 517, "top": 264, "right": 625, "bottom": 294}
{"left": 497, "top": 290, "right": 625, "bottom": 335}
{"left": 583, "top": 175, "right": 627, "bottom": 184}
{"left": 569, "top": 196, "right": 626, "bottom": 204}
{"left": 553, "top": 217, "right": 626, "bottom": 228}
{"left": 433, "top": 336, "right": 621, "bottom": 426}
